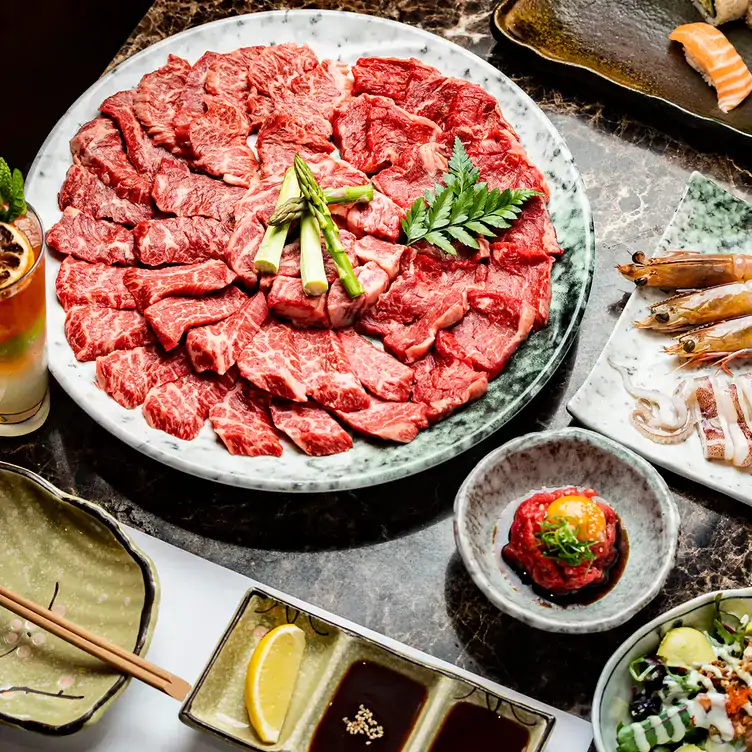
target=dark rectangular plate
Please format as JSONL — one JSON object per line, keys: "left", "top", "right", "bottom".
{"left": 492, "top": 0, "right": 752, "bottom": 139}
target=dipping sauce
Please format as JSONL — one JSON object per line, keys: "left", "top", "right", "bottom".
{"left": 497, "top": 485, "right": 629, "bottom": 605}
{"left": 428, "top": 702, "right": 530, "bottom": 752}
{"left": 308, "top": 660, "right": 427, "bottom": 751}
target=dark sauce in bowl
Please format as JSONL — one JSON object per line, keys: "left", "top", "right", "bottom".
{"left": 428, "top": 702, "right": 530, "bottom": 752}
{"left": 501, "top": 518, "right": 629, "bottom": 606}
{"left": 308, "top": 660, "right": 427, "bottom": 751}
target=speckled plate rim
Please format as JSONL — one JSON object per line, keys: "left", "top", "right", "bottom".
{"left": 180, "top": 586, "right": 556, "bottom": 751}
{"left": 491, "top": 0, "right": 752, "bottom": 142}
{"left": 453, "top": 427, "right": 680, "bottom": 633}
{"left": 0, "top": 461, "right": 160, "bottom": 736}
{"left": 29, "top": 9, "right": 594, "bottom": 493}
{"left": 592, "top": 588, "right": 752, "bottom": 752}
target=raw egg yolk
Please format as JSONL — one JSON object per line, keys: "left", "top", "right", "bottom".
{"left": 546, "top": 496, "right": 607, "bottom": 542}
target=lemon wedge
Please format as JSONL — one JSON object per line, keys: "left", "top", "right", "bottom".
{"left": 0, "top": 222, "right": 34, "bottom": 291}
{"left": 657, "top": 627, "right": 716, "bottom": 667}
{"left": 245, "top": 624, "right": 306, "bottom": 744}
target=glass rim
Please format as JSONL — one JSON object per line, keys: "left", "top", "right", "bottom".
{"left": 1, "top": 203, "right": 45, "bottom": 294}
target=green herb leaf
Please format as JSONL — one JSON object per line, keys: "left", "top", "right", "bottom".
{"left": 0, "top": 160, "right": 26, "bottom": 224}
{"left": 0, "top": 159, "right": 11, "bottom": 204}
{"left": 400, "top": 141, "right": 540, "bottom": 253}
{"left": 9, "top": 170, "right": 26, "bottom": 221}
{"left": 446, "top": 225, "right": 479, "bottom": 249}
{"left": 535, "top": 516, "right": 598, "bottom": 568}
{"left": 424, "top": 231, "right": 457, "bottom": 255}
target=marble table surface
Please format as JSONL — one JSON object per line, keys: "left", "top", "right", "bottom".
{"left": 11, "top": 0, "right": 752, "bottom": 722}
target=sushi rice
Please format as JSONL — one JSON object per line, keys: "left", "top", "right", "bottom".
{"left": 691, "top": 0, "right": 748, "bottom": 26}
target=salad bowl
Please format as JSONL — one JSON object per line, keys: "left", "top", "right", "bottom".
{"left": 454, "top": 428, "right": 679, "bottom": 633}
{"left": 593, "top": 589, "right": 752, "bottom": 752}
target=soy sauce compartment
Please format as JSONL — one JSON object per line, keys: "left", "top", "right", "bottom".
{"left": 181, "top": 589, "right": 556, "bottom": 752}
{"left": 307, "top": 653, "right": 433, "bottom": 752}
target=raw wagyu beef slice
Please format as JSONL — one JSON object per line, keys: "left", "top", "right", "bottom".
{"left": 186, "top": 292, "right": 268, "bottom": 374}
{"left": 293, "top": 329, "right": 369, "bottom": 412}
{"left": 332, "top": 94, "right": 441, "bottom": 174}
{"left": 65, "top": 305, "right": 155, "bottom": 362}
{"left": 206, "top": 47, "right": 265, "bottom": 108}
{"left": 151, "top": 158, "right": 244, "bottom": 222}
{"left": 351, "top": 235, "right": 407, "bottom": 280}
{"left": 382, "top": 289, "right": 469, "bottom": 364}
{"left": 330, "top": 191, "right": 404, "bottom": 243}
{"left": 173, "top": 51, "right": 219, "bottom": 148}
{"left": 133, "top": 54, "right": 192, "bottom": 151}
{"left": 187, "top": 98, "right": 258, "bottom": 187}
{"left": 123, "top": 259, "right": 237, "bottom": 310}
{"left": 269, "top": 400, "right": 353, "bottom": 456}
{"left": 144, "top": 286, "right": 247, "bottom": 351}
{"left": 99, "top": 90, "right": 166, "bottom": 178}
{"left": 55, "top": 256, "right": 136, "bottom": 311}
{"left": 435, "top": 290, "right": 536, "bottom": 379}
{"left": 69, "top": 117, "right": 151, "bottom": 205}
{"left": 373, "top": 142, "right": 448, "bottom": 209}
{"left": 334, "top": 397, "right": 429, "bottom": 443}
{"left": 471, "top": 147, "right": 548, "bottom": 201}
{"left": 412, "top": 351, "right": 488, "bottom": 422}
{"left": 237, "top": 319, "right": 307, "bottom": 402}
{"left": 256, "top": 110, "right": 335, "bottom": 177}
{"left": 209, "top": 383, "right": 283, "bottom": 457}
{"left": 327, "top": 262, "right": 389, "bottom": 329}
{"left": 59, "top": 164, "right": 153, "bottom": 226}
{"left": 247, "top": 43, "right": 318, "bottom": 96}
{"left": 95, "top": 344, "right": 192, "bottom": 409}
{"left": 224, "top": 214, "right": 266, "bottom": 288}
{"left": 500, "top": 196, "right": 562, "bottom": 257}
{"left": 351, "top": 57, "right": 440, "bottom": 102}
{"left": 338, "top": 329, "right": 414, "bottom": 402}
{"left": 46, "top": 208, "right": 136, "bottom": 266}
{"left": 133, "top": 217, "right": 230, "bottom": 266}
{"left": 143, "top": 369, "right": 236, "bottom": 441}
{"left": 268, "top": 275, "right": 329, "bottom": 328}
{"left": 486, "top": 244, "right": 554, "bottom": 329}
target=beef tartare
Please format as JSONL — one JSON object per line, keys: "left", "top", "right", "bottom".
{"left": 500, "top": 486, "right": 622, "bottom": 597}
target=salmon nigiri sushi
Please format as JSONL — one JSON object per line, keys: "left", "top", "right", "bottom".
{"left": 669, "top": 23, "right": 752, "bottom": 113}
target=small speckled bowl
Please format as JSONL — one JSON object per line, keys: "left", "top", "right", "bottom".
{"left": 0, "top": 461, "right": 159, "bottom": 735}
{"left": 454, "top": 428, "right": 679, "bottom": 633}
{"left": 593, "top": 589, "right": 752, "bottom": 752}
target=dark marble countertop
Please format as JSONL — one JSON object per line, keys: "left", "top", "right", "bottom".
{"left": 10, "top": 0, "right": 752, "bottom": 724}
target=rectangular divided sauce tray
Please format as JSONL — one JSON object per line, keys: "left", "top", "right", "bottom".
{"left": 180, "top": 588, "right": 555, "bottom": 752}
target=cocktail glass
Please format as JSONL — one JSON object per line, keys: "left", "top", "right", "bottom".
{"left": 0, "top": 205, "right": 49, "bottom": 434}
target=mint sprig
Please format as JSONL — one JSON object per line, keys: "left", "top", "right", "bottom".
{"left": 401, "top": 137, "right": 539, "bottom": 256}
{"left": 0, "top": 158, "right": 27, "bottom": 224}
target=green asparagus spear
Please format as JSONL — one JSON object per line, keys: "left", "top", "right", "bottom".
{"left": 254, "top": 167, "right": 300, "bottom": 274}
{"left": 293, "top": 154, "right": 364, "bottom": 298}
{"left": 267, "top": 184, "right": 374, "bottom": 226}
{"left": 300, "top": 212, "right": 328, "bottom": 297}
{"left": 617, "top": 704, "right": 693, "bottom": 752}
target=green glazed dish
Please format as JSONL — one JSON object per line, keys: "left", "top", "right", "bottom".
{"left": 0, "top": 461, "right": 159, "bottom": 735}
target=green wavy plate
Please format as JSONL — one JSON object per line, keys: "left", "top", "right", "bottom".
{"left": 0, "top": 462, "right": 159, "bottom": 735}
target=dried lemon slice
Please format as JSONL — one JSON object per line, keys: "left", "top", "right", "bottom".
{"left": 0, "top": 222, "right": 34, "bottom": 290}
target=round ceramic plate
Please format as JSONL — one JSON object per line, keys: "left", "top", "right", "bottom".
{"left": 28, "top": 10, "right": 594, "bottom": 492}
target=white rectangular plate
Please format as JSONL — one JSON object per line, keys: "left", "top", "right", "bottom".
{"left": 0, "top": 528, "right": 592, "bottom": 751}
{"left": 568, "top": 171, "right": 752, "bottom": 504}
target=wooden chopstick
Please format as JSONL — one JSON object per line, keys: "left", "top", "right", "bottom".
{"left": 0, "top": 584, "right": 191, "bottom": 701}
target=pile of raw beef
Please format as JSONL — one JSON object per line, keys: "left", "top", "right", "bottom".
{"left": 46, "top": 43, "right": 562, "bottom": 458}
